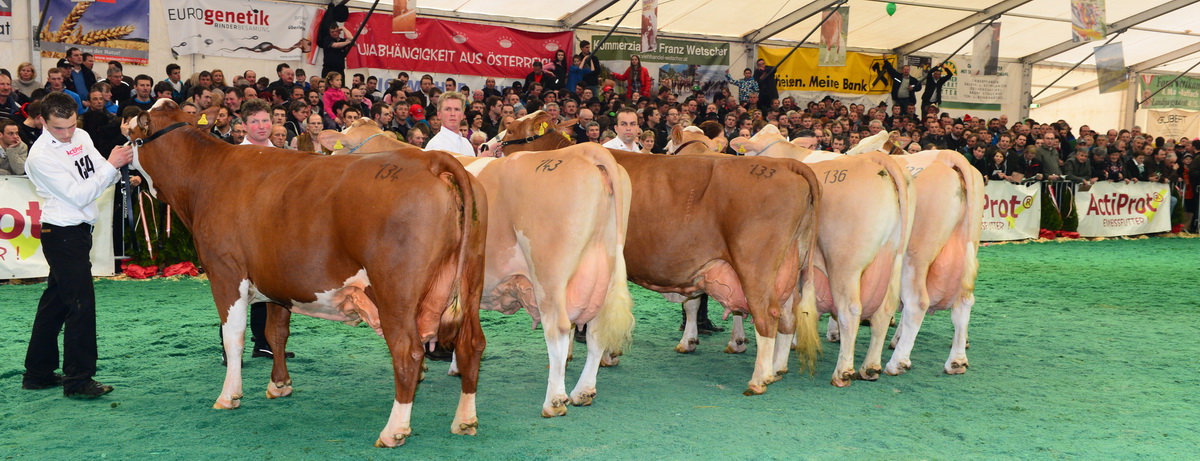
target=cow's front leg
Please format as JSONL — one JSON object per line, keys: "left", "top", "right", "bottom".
{"left": 725, "top": 313, "right": 748, "bottom": 354}
{"left": 675, "top": 296, "right": 701, "bottom": 353}
{"left": 265, "top": 304, "right": 293, "bottom": 399}
{"left": 215, "top": 295, "right": 250, "bottom": 410}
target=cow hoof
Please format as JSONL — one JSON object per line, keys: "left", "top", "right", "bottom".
{"left": 600, "top": 354, "right": 620, "bottom": 367}
{"left": 831, "top": 370, "right": 854, "bottom": 387}
{"left": 775, "top": 367, "right": 789, "bottom": 377}
{"left": 213, "top": 393, "right": 243, "bottom": 409}
{"left": 884, "top": 361, "right": 911, "bottom": 376}
{"left": 826, "top": 333, "right": 840, "bottom": 343}
{"left": 945, "top": 360, "right": 969, "bottom": 375}
{"left": 675, "top": 339, "right": 697, "bottom": 354}
{"left": 452, "top": 420, "right": 478, "bottom": 436}
{"left": 743, "top": 383, "right": 767, "bottom": 396}
{"left": 266, "top": 379, "right": 293, "bottom": 399}
{"left": 448, "top": 366, "right": 460, "bottom": 377}
{"left": 724, "top": 342, "right": 747, "bottom": 354}
{"left": 542, "top": 396, "right": 569, "bottom": 417}
{"left": 570, "top": 389, "right": 596, "bottom": 406}
{"left": 859, "top": 366, "right": 881, "bottom": 381}
{"left": 374, "top": 431, "right": 409, "bottom": 448}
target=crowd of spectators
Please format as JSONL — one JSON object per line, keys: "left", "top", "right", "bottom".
{"left": 2, "top": 43, "right": 1199, "bottom": 229}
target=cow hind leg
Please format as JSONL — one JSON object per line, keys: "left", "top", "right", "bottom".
{"left": 215, "top": 279, "right": 252, "bottom": 410}
{"left": 825, "top": 316, "right": 840, "bottom": 342}
{"left": 725, "top": 313, "right": 748, "bottom": 354}
{"left": 451, "top": 298, "right": 483, "bottom": 436}
{"left": 886, "top": 280, "right": 929, "bottom": 376}
{"left": 570, "top": 317, "right": 604, "bottom": 407}
{"left": 859, "top": 308, "right": 892, "bottom": 381}
{"left": 830, "top": 278, "right": 863, "bottom": 388}
{"left": 542, "top": 313, "right": 572, "bottom": 418}
{"left": 676, "top": 296, "right": 701, "bottom": 354}
{"left": 772, "top": 293, "right": 797, "bottom": 376}
{"left": 945, "top": 294, "right": 973, "bottom": 374}
{"left": 266, "top": 304, "right": 293, "bottom": 399}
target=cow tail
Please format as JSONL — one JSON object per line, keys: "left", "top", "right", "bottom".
{"left": 583, "top": 146, "right": 635, "bottom": 357}
{"left": 787, "top": 160, "right": 822, "bottom": 374}
{"left": 944, "top": 151, "right": 985, "bottom": 297}
{"left": 444, "top": 158, "right": 486, "bottom": 341}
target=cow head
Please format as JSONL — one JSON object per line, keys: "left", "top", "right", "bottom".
{"left": 320, "top": 118, "right": 385, "bottom": 154}
{"left": 667, "top": 125, "right": 724, "bottom": 156}
{"left": 497, "top": 110, "right": 573, "bottom": 156}
{"left": 127, "top": 99, "right": 198, "bottom": 198}
{"left": 729, "top": 124, "right": 787, "bottom": 156}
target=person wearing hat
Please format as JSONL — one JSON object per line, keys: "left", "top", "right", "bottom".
{"left": 406, "top": 103, "right": 428, "bottom": 133}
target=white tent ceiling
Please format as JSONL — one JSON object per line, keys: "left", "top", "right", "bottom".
{"left": 332, "top": 0, "right": 1200, "bottom": 101}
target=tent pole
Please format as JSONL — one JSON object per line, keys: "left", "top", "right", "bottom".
{"left": 591, "top": 0, "right": 639, "bottom": 54}
{"left": 1030, "top": 32, "right": 1122, "bottom": 101}
{"left": 1135, "top": 59, "right": 1200, "bottom": 110}
{"left": 932, "top": 15, "right": 1000, "bottom": 70}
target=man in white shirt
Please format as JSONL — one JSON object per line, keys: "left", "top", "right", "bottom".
{"left": 23, "top": 92, "right": 133, "bottom": 399}
{"left": 424, "top": 91, "right": 474, "bottom": 156}
{"left": 225, "top": 98, "right": 293, "bottom": 361}
{"left": 602, "top": 109, "right": 642, "bottom": 152}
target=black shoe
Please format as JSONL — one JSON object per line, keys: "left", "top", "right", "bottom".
{"left": 64, "top": 380, "right": 114, "bottom": 399}
{"left": 251, "top": 347, "right": 295, "bottom": 359}
{"left": 22, "top": 373, "right": 64, "bottom": 390}
{"left": 425, "top": 345, "right": 454, "bottom": 362}
{"left": 696, "top": 319, "right": 725, "bottom": 335}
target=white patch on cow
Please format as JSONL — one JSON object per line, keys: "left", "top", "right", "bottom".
{"left": 682, "top": 126, "right": 704, "bottom": 134}
{"left": 129, "top": 141, "right": 158, "bottom": 198}
{"left": 379, "top": 400, "right": 413, "bottom": 447}
{"left": 515, "top": 111, "right": 544, "bottom": 122}
{"left": 846, "top": 130, "right": 891, "bottom": 155}
{"left": 463, "top": 157, "right": 496, "bottom": 177}
{"left": 752, "top": 124, "right": 782, "bottom": 140}
{"left": 150, "top": 98, "right": 173, "bottom": 110}
{"left": 215, "top": 279, "right": 253, "bottom": 409}
{"left": 288, "top": 269, "right": 372, "bottom": 325}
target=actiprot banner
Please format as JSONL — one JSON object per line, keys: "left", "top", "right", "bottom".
{"left": 758, "top": 46, "right": 889, "bottom": 96}
{"left": 1075, "top": 181, "right": 1170, "bottom": 237}
{"left": 164, "top": 0, "right": 318, "bottom": 60}
{"left": 345, "top": 15, "right": 573, "bottom": 79}
{"left": 0, "top": 177, "right": 115, "bottom": 279}
{"left": 38, "top": 0, "right": 150, "bottom": 65}
{"left": 981, "top": 180, "right": 1040, "bottom": 241}
{"left": 595, "top": 34, "right": 730, "bottom": 99}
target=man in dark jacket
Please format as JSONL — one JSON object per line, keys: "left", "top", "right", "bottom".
{"left": 883, "top": 60, "right": 921, "bottom": 113}
{"left": 921, "top": 65, "right": 953, "bottom": 114}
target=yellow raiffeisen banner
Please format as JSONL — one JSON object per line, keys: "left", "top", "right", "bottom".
{"left": 758, "top": 46, "right": 890, "bottom": 96}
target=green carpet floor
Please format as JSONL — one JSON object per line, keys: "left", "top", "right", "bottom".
{"left": 1, "top": 238, "right": 1197, "bottom": 460}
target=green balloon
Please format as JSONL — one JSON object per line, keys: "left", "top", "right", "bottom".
{"left": 886, "top": 2, "right": 897, "bottom": 16}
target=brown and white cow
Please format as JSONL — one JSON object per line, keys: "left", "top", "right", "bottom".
{"left": 128, "top": 101, "right": 488, "bottom": 448}
{"left": 500, "top": 115, "right": 823, "bottom": 396}
{"left": 731, "top": 125, "right": 915, "bottom": 387}
{"left": 321, "top": 117, "right": 636, "bottom": 418}
{"left": 850, "top": 148, "right": 984, "bottom": 375}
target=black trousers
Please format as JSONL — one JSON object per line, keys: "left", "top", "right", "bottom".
{"left": 25, "top": 223, "right": 98, "bottom": 389}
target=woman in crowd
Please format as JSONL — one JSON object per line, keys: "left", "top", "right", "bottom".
{"left": 211, "top": 69, "right": 231, "bottom": 92}
{"left": 15, "top": 62, "right": 40, "bottom": 96}
{"left": 1098, "top": 150, "right": 1126, "bottom": 182}
{"left": 548, "top": 49, "right": 569, "bottom": 90}
{"left": 987, "top": 146, "right": 1011, "bottom": 181}
{"left": 612, "top": 54, "right": 652, "bottom": 99}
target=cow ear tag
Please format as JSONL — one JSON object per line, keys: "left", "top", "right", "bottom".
{"left": 333, "top": 140, "right": 345, "bottom": 150}
{"left": 198, "top": 114, "right": 208, "bottom": 125}
{"left": 561, "top": 131, "right": 570, "bottom": 140}
{"left": 537, "top": 122, "right": 547, "bottom": 136}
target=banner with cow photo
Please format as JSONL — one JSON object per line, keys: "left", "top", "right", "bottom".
{"left": 343, "top": 15, "right": 572, "bottom": 79}
{"left": 981, "top": 181, "right": 1041, "bottom": 241}
{"left": 39, "top": 0, "right": 150, "bottom": 64}
{"left": 595, "top": 34, "right": 729, "bottom": 100}
{"left": 164, "top": 0, "right": 318, "bottom": 60}
{"left": 0, "top": 178, "right": 115, "bottom": 279}
{"left": 1075, "top": 181, "right": 1170, "bottom": 237}
{"left": 818, "top": 7, "right": 848, "bottom": 67}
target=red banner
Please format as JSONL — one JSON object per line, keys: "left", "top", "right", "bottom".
{"left": 344, "top": 14, "right": 573, "bottom": 79}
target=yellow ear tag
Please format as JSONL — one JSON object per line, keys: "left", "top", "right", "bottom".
{"left": 537, "top": 123, "right": 547, "bottom": 136}
{"left": 197, "top": 114, "right": 208, "bottom": 125}
{"left": 333, "top": 140, "right": 344, "bottom": 150}
{"left": 736, "top": 145, "right": 746, "bottom": 154}
{"left": 561, "top": 131, "right": 571, "bottom": 140}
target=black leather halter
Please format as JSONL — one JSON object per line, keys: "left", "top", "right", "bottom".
{"left": 133, "top": 122, "right": 189, "bottom": 147}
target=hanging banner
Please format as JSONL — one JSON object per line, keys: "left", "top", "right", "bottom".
{"left": 1138, "top": 74, "right": 1200, "bottom": 110}
{"left": 758, "top": 46, "right": 888, "bottom": 96}
{"left": 346, "top": 15, "right": 572, "bottom": 79}
{"left": 938, "top": 59, "right": 1022, "bottom": 116}
{"left": 0, "top": 0, "right": 11, "bottom": 43}
{"left": 818, "top": 7, "right": 849, "bottom": 67}
{"left": 981, "top": 180, "right": 1041, "bottom": 241}
{"left": 1071, "top": 0, "right": 1107, "bottom": 43}
{"left": 1094, "top": 42, "right": 1126, "bottom": 94}
{"left": 393, "top": 0, "right": 416, "bottom": 34}
{"left": 1145, "top": 109, "right": 1200, "bottom": 139}
{"left": 971, "top": 23, "right": 1000, "bottom": 76}
{"left": 641, "top": 0, "right": 658, "bottom": 53}
{"left": 1075, "top": 181, "right": 1170, "bottom": 237}
{"left": 164, "top": 0, "right": 318, "bottom": 60}
{"left": 0, "top": 178, "right": 115, "bottom": 279}
{"left": 595, "top": 34, "right": 729, "bottom": 98}
{"left": 39, "top": 0, "right": 150, "bottom": 65}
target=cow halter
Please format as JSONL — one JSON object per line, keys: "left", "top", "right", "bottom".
{"left": 758, "top": 138, "right": 787, "bottom": 155}
{"left": 345, "top": 132, "right": 387, "bottom": 154}
{"left": 668, "top": 139, "right": 712, "bottom": 155}
{"left": 499, "top": 130, "right": 550, "bottom": 147}
{"left": 133, "top": 122, "right": 189, "bottom": 147}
